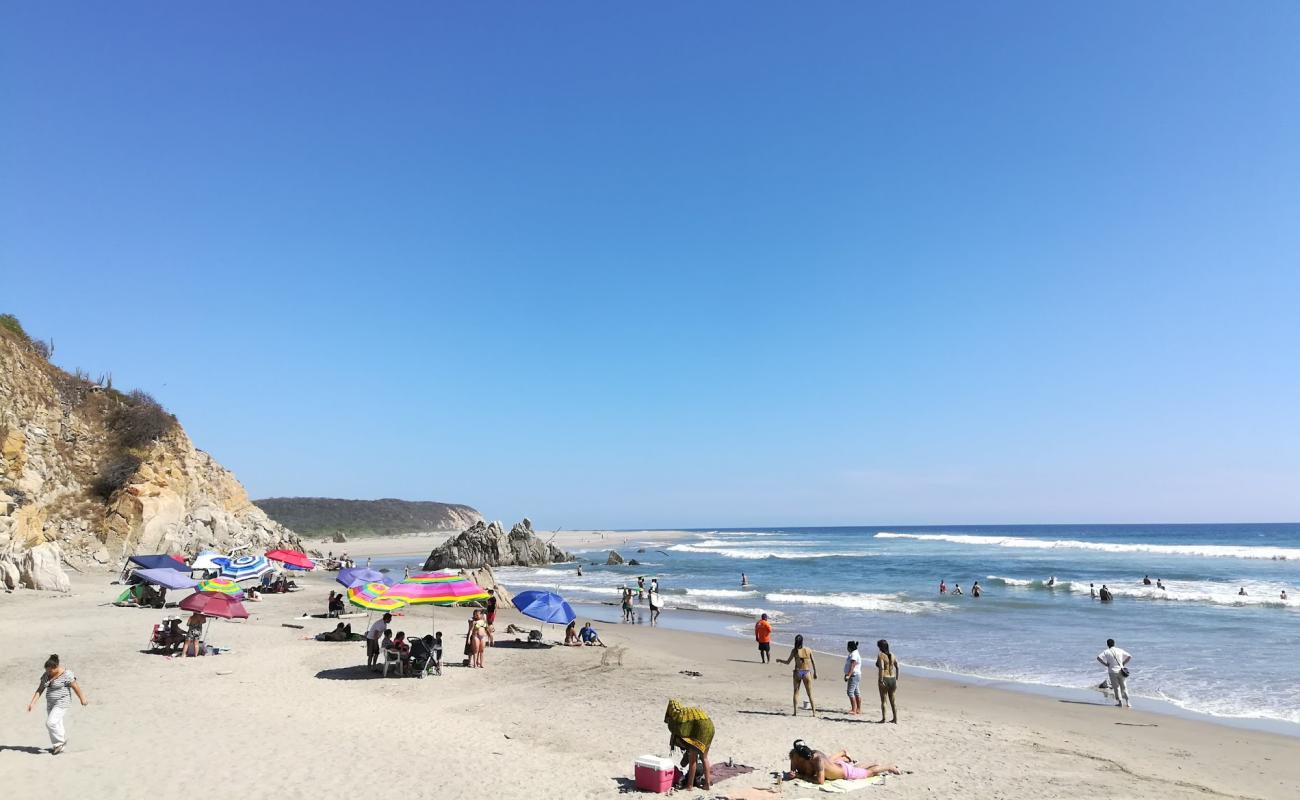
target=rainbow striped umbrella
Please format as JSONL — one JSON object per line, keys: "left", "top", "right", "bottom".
{"left": 401, "top": 571, "right": 461, "bottom": 584}
{"left": 218, "top": 554, "right": 273, "bottom": 583}
{"left": 348, "top": 582, "right": 408, "bottom": 612}
{"left": 380, "top": 577, "right": 489, "bottom": 605}
{"left": 198, "top": 577, "right": 245, "bottom": 598}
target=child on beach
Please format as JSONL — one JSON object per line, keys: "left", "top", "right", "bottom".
{"left": 844, "top": 641, "right": 862, "bottom": 715}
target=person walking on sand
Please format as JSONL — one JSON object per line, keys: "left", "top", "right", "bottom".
{"left": 875, "top": 639, "right": 899, "bottom": 723}
{"left": 844, "top": 641, "right": 863, "bottom": 715}
{"left": 754, "top": 613, "right": 772, "bottom": 663}
{"left": 27, "top": 654, "right": 87, "bottom": 754}
{"left": 1096, "top": 638, "right": 1132, "bottom": 708}
{"left": 778, "top": 634, "right": 818, "bottom": 716}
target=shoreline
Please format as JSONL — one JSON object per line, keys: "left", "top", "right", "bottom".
{"left": 2, "top": 569, "right": 1298, "bottom": 799}
{"left": 350, "top": 529, "right": 1300, "bottom": 738}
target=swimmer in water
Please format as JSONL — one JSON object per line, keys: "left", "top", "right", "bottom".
{"left": 1239, "top": 587, "right": 1248, "bottom": 596}
{"left": 1046, "top": 576, "right": 1056, "bottom": 587}
{"left": 741, "top": 572, "right": 748, "bottom": 587}
{"left": 1089, "top": 582, "right": 1096, "bottom": 598}
{"left": 939, "top": 580, "right": 946, "bottom": 594}
{"left": 1156, "top": 579, "right": 1165, "bottom": 590}
{"left": 951, "top": 583, "right": 963, "bottom": 596}
{"left": 971, "top": 581, "right": 982, "bottom": 598}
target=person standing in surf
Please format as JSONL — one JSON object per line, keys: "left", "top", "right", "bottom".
{"left": 779, "top": 634, "right": 818, "bottom": 716}
{"left": 1096, "top": 638, "right": 1132, "bottom": 708}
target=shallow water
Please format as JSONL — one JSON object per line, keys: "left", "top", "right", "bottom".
{"left": 496, "top": 524, "right": 1300, "bottom": 727}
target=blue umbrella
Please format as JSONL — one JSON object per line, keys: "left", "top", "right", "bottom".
{"left": 512, "top": 590, "right": 576, "bottom": 625}
{"left": 336, "top": 567, "right": 392, "bottom": 588}
{"left": 132, "top": 567, "right": 198, "bottom": 590}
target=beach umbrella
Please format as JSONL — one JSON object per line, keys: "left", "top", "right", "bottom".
{"left": 180, "top": 591, "right": 250, "bottom": 619}
{"left": 133, "top": 568, "right": 199, "bottom": 591}
{"left": 198, "top": 577, "right": 246, "bottom": 598}
{"left": 266, "top": 549, "right": 315, "bottom": 570}
{"left": 378, "top": 575, "right": 489, "bottom": 632}
{"left": 336, "top": 567, "right": 391, "bottom": 589}
{"left": 218, "top": 554, "right": 273, "bottom": 583}
{"left": 347, "top": 582, "right": 409, "bottom": 612}
{"left": 190, "top": 551, "right": 225, "bottom": 573}
{"left": 512, "top": 590, "right": 575, "bottom": 625}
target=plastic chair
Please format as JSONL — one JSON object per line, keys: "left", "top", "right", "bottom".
{"left": 381, "top": 646, "right": 404, "bottom": 677}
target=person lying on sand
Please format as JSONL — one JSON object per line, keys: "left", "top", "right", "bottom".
{"left": 783, "top": 739, "right": 900, "bottom": 784}
{"left": 315, "top": 622, "right": 355, "bottom": 642}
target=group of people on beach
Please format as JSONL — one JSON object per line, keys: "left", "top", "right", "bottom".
{"left": 754, "top": 614, "right": 900, "bottom": 723}
{"left": 619, "top": 576, "right": 662, "bottom": 624}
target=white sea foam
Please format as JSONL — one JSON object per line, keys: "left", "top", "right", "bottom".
{"left": 985, "top": 575, "right": 1297, "bottom": 609}
{"left": 764, "top": 592, "right": 947, "bottom": 614}
{"left": 877, "top": 532, "right": 1300, "bottom": 560}
{"left": 672, "top": 600, "right": 780, "bottom": 617}
{"left": 680, "top": 588, "right": 759, "bottom": 598}
{"left": 667, "top": 542, "right": 861, "bottom": 560}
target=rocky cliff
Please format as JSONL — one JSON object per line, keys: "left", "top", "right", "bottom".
{"left": 423, "top": 518, "right": 573, "bottom": 570}
{"left": 0, "top": 316, "right": 299, "bottom": 591}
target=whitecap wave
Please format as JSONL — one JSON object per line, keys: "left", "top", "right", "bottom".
{"left": 984, "top": 576, "right": 1297, "bottom": 609}
{"left": 679, "top": 588, "right": 759, "bottom": 598}
{"left": 672, "top": 600, "right": 780, "bottom": 617}
{"left": 764, "top": 592, "right": 947, "bottom": 614}
{"left": 876, "top": 532, "right": 1300, "bottom": 560}
{"left": 667, "top": 542, "right": 861, "bottom": 560}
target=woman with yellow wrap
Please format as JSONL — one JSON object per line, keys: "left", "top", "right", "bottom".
{"left": 665, "top": 698, "right": 713, "bottom": 790}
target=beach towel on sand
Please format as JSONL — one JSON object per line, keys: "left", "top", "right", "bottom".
{"left": 787, "top": 775, "right": 886, "bottom": 793}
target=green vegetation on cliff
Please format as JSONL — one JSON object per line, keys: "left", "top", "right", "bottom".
{"left": 253, "top": 497, "right": 482, "bottom": 538}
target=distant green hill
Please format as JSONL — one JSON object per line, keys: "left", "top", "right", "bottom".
{"left": 253, "top": 497, "right": 482, "bottom": 538}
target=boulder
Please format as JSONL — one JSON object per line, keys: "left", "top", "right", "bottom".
{"left": 627, "top": 559, "right": 641, "bottom": 566}
{"left": 19, "top": 542, "right": 71, "bottom": 592}
{"left": 0, "top": 558, "right": 19, "bottom": 590}
{"left": 332, "top": 531, "right": 348, "bottom": 543}
{"left": 423, "top": 518, "right": 572, "bottom": 570}
{"left": 606, "top": 550, "right": 625, "bottom": 565}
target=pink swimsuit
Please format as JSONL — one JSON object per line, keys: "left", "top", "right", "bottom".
{"left": 835, "top": 761, "right": 869, "bottom": 781}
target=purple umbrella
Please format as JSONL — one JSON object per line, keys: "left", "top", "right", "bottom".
{"left": 336, "top": 567, "right": 391, "bottom": 588}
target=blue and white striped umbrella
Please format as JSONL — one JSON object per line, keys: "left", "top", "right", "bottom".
{"left": 217, "top": 554, "right": 273, "bottom": 583}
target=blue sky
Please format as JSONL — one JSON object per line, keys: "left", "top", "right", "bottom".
{"left": 3, "top": 3, "right": 1298, "bottom": 528}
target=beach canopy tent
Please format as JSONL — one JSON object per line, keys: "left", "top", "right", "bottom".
{"left": 132, "top": 568, "right": 198, "bottom": 590}
{"left": 512, "top": 590, "right": 575, "bottom": 625}
{"left": 265, "top": 549, "right": 315, "bottom": 570}
{"left": 128, "top": 554, "right": 189, "bottom": 571}
{"left": 114, "top": 584, "right": 148, "bottom": 605}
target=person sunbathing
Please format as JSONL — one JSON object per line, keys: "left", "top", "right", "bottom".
{"left": 564, "top": 621, "right": 581, "bottom": 646}
{"left": 784, "top": 739, "right": 900, "bottom": 784}
{"left": 159, "top": 619, "right": 186, "bottom": 651}
{"left": 315, "top": 623, "right": 354, "bottom": 642}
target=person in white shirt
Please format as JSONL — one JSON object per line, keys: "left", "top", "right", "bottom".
{"left": 365, "top": 613, "right": 392, "bottom": 672}
{"left": 1096, "top": 638, "right": 1132, "bottom": 708}
{"left": 843, "top": 641, "right": 863, "bottom": 715}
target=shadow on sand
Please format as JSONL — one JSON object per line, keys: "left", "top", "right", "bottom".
{"left": 0, "top": 744, "right": 48, "bottom": 755}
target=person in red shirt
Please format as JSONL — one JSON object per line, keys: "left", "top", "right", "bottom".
{"left": 754, "top": 613, "right": 773, "bottom": 664}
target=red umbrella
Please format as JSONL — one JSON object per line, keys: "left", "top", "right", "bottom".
{"left": 180, "top": 590, "right": 249, "bottom": 619}
{"left": 264, "top": 549, "right": 315, "bottom": 570}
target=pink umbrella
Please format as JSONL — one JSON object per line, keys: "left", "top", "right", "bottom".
{"left": 378, "top": 575, "right": 489, "bottom": 632}
{"left": 180, "top": 590, "right": 250, "bottom": 619}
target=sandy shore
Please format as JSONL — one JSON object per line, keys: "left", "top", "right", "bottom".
{"left": 2, "top": 560, "right": 1298, "bottom": 799}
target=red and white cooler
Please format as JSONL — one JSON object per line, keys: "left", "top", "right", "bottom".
{"left": 634, "top": 755, "right": 676, "bottom": 793}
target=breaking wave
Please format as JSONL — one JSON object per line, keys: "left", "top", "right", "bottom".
{"left": 876, "top": 532, "right": 1300, "bottom": 560}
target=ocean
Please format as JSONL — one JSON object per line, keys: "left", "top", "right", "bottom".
{"left": 490, "top": 524, "right": 1300, "bottom": 728}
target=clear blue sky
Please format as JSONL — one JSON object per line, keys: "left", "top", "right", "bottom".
{"left": 3, "top": 3, "right": 1298, "bottom": 528}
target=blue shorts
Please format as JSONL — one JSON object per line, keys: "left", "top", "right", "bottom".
{"left": 846, "top": 674, "right": 861, "bottom": 697}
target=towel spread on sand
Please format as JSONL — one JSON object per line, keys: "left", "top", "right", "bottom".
{"left": 788, "top": 775, "right": 885, "bottom": 793}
